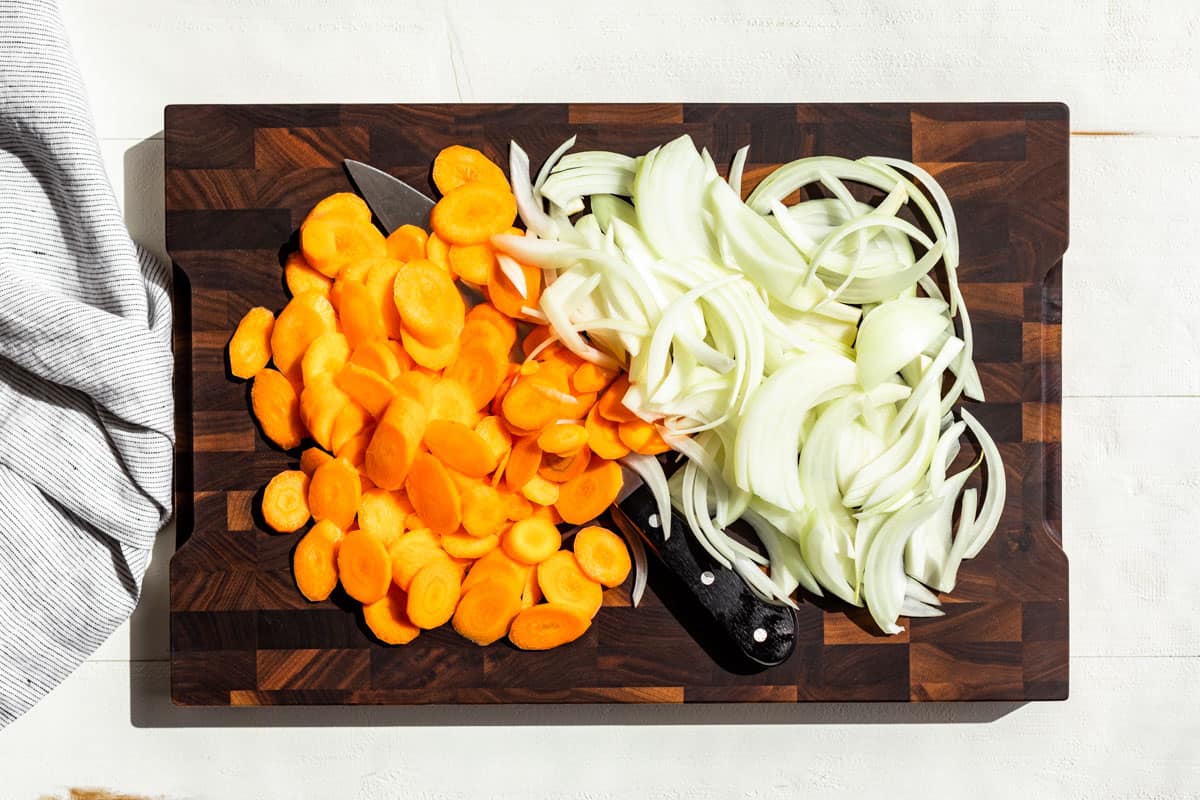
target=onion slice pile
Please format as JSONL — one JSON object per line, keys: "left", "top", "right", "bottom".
{"left": 494, "top": 134, "right": 1004, "bottom": 635}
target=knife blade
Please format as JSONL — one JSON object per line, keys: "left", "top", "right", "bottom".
{"left": 343, "top": 158, "right": 798, "bottom": 668}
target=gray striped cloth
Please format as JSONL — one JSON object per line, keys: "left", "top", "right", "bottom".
{"left": 0, "top": 1, "right": 174, "bottom": 727}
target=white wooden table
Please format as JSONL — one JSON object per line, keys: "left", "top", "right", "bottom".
{"left": 7, "top": 1, "right": 1199, "bottom": 797}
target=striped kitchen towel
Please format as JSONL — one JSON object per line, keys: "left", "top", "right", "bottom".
{"left": 0, "top": 0, "right": 174, "bottom": 727}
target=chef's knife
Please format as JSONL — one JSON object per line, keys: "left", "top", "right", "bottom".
{"left": 344, "top": 158, "right": 797, "bottom": 667}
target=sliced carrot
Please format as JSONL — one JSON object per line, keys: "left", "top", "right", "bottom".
{"left": 570, "top": 361, "right": 617, "bottom": 394}
{"left": 300, "top": 330, "right": 350, "bottom": 387}
{"left": 430, "top": 378, "right": 481, "bottom": 427}
{"left": 385, "top": 338, "right": 415, "bottom": 372}
{"left": 539, "top": 447, "right": 591, "bottom": 484}
{"left": 501, "top": 377, "right": 573, "bottom": 431}
{"left": 508, "top": 603, "right": 590, "bottom": 650}
{"left": 386, "top": 224, "right": 429, "bottom": 263}
{"left": 521, "top": 325, "right": 554, "bottom": 358}
{"left": 491, "top": 363, "right": 520, "bottom": 416}
{"left": 305, "top": 192, "right": 372, "bottom": 225}
{"left": 461, "top": 548, "right": 527, "bottom": 595}
{"left": 452, "top": 579, "right": 522, "bottom": 646}
{"left": 473, "top": 416, "right": 513, "bottom": 468}
{"left": 299, "top": 373, "right": 351, "bottom": 451}
{"left": 501, "top": 516, "right": 561, "bottom": 565}
{"left": 393, "top": 259, "right": 466, "bottom": 346}
{"left": 425, "top": 231, "right": 453, "bottom": 275}
{"left": 350, "top": 340, "right": 403, "bottom": 381}
{"left": 405, "top": 452, "right": 462, "bottom": 535}
{"left": 338, "top": 280, "right": 388, "bottom": 350}
{"left": 400, "top": 329, "right": 460, "bottom": 371}
{"left": 406, "top": 559, "right": 463, "bottom": 629}
{"left": 460, "top": 483, "right": 506, "bottom": 538}
{"left": 432, "top": 144, "right": 509, "bottom": 195}
{"left": 363, "top": 584, "right": 421, "bottom": 645}
{"left": 329, "top": 401, "right": 371, "bottom": 453}
{"left": 308, "top": 457, "right": 361, "bottom": 531}
{"left": 596, "top": 375, "right": 638, "bottom": 423}
{"left": 537, "top": 549, "right": 603, "bottom": 618}
{"left": 389, "top": 528, "right": 450, "bottom": 591}
{"left": 617, "top": 418, "right": 672, "bottom": 455}
{"left": 300, "top": 446, "right": 335, "bottom": 477}
{"left": 466, "top": 303, "right": 518, "bottom": 353}
{"left": 228, "top": 306, "right": 275, "bottom": 380}
{"left": 293, "top": 520, "right": 343, "bottom": 602}
{"left": 448, "top": 242, "right": 495, "bottom": 286}
{"left": 284, "top": 251, "right": 333, "bottom": 299}
{"left": 444, "top": 338, "right": 508, "bottom": 411}
{"left": 251, "top": 368, "right": 305, "bottom": 450}
{"left": 337, "top": 527, "right": 392, "bottom": 603}
{"left": 334, "top": 426, "right": 373, "bottom": 469}
{"left": 585, "top": 404, "right": 630, "bottom": 460}
{"left": 520, "top": 565, "right": 542, "bottom": 608}
{"left": 300, "top": 216, "right": 386, "bottom": 278}
{"left": 364, "top": 397, "right": 426, "bottom": 491}
{"left": 502, "top": 490, "right": 534, "bottom": 521}
{"left": 431, "top": 181, "right": 517, "bottom": 246}
{"left": 537, "top": 423, "right": 588, "bottom": 455}
{"left": 363, "top": 257, "right": 406, "bottom": 340}
{"left": 532, "top": 504, "right": 563, "bottom": 526}
{"left": 335, "top": 362, "right": 397, "bottom": 418}
{"left": 422, "top": 420, "right": 495, "bottom": 478}
{"left": 441, "top": 530, "right": 499, "bottom": 559}
{"left": 328, "top": 259, "right": 372, "bottom": 315}
{"left": 520, "top": 474, "right": 560, "bottom": 506}
{"left": 504, "top": 435, "right": 542, "bottom": 492}
{"left": 391, "top": 369, "right": 436, "bottom": 408}
{"left": 555, "top": 459, "right": 623, "bottom": 526}
{"left": 270, "top": 291, "right": 338, "bottom": 380}
{"left": 262, "top": 470, "right": 311, "bottom": 533}
{"left": 572, "top": 526, "right": 632, "bottom": 588}
{"left": 357, "top": 487, "right": 409, "bottom": 547}
{"left": 487, "top": 255, "right": 541, "bottom": 319}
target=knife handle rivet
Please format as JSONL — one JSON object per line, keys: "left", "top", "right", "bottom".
{"left": 752, "top": 627, "right": 767, "bottom": 643}
{"left": 700, "top": 570, "right": 715, "bottom": 586}
{"left": 647, "top": 513, "right": 660, "bottom": 529}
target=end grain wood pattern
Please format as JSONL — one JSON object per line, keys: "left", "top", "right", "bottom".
{"left": 167, "top": 103, "right": 1067, "bottom": 705}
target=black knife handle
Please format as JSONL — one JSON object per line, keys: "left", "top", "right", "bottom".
{"left": 612, "top": 485, "right": 797, "bottom": 667}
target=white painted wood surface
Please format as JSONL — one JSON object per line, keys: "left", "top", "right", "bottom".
{"left": 5, "top": 1, "right": 1198, "bottom": 797}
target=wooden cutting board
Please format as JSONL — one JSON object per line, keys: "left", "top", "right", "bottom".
{"left": 167, "top": 103, "right": 1067, "bottom": 705}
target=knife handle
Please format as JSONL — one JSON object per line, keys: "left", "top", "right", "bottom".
{"left": 611, "top": 486, "right": 797, "bottom": 667}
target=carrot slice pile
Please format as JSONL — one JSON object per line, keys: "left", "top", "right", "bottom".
{"left": 231, "top": 146, "right": 638, "bottom": 649}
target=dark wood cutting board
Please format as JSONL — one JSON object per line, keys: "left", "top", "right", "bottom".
{"left": 167, "top": 103, "right": 1067, "bottom": 705}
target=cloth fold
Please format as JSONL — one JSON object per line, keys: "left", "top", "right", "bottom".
{"left": 0, "top": 0, "right": 174, "bottom": 727}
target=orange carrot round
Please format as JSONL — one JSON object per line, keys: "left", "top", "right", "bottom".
{"left": 555, "top": 459, "right": 623, "bottom": 525}
{"left": 570, "top": 362, "right": 617, "bottom": 394}
{"left": 393, "top": 258, "right": 466, "bottom": 346}
{"left": 389, "top": 528, "right": 450, "bottom": 591}
{"left": 285, "top": 252, "right": 333, "bottom": 298}
{"left": 595, "top": 375, "right": 638, "bottom": 423}
{"left": 425, "top": 231, "right": 453, "bottom": 275}
{"left": 299, "top": 373, "right": 351, "bottom": 450}
{"left": 299, "top": 446, "right": 335, "bottom": 477}
{"left": 308, "top": 457, "right": 362, "bottom": 531}
{"left": 386, "top": 224, "right": 429, "bottom": 263}
{"left": 405, "top": 452, "right": 462, "bottom": 535}
{"left": 423, "top": 420, "right": 495, "bottom": 478}
{"left": 460, "top": 483, "right": 506, "bottom": 538}
{"left": 501, "top": 517, "right": 562, "bottom": 565}
{"left": 432, "top": 145, "right": 509, "bottom": 195}
{"left": 406, "top": 558, "right": 463, "bottom": 629}
{"left": 301, "top": 330, "right": 350, "bottom": 387}
{"left": 572, "top": 526, "right": 632, "bottom": 588}
{"left": 293, "top": 520, "right": 343, "bottom": 602}
{"left": 262, "top": 470, "right": 311, "bottom": 533}
{"left": 305, "top": 192, "right": 372, "bottom": 225}
{"left": 444, "top": 339, "right": 508, "bottom": 411}
{"left": 538, "top": 447, "right": 591, "bottom": 484}
{"left": 507, "top": 603, "right": 591, "bottom": 650}
{"left": 448, "top": 242, "right": 496, "bottom": 286}
{"left": 400, "top": 329, "right": 460, "bottom": 371}
{"left": 466, "top": 304, "right": 518, "bottom": 353}
{"left": 431, "top": 181, "right": 517, "bottom": 246}
{"left": 251, "top": 368, "right": 305, "bottom": 450}
{"left": 363, "top": 584, "right": 421, "bottom": 645}
{"left": 440, "top": 530, "right": 500, "bottom": 559}
{"left": 300, "top": 216, "right": 386, "bottom": 278}
{"left": 357, "top": 487, "right": 410, "bottom": 543}
{"left": 617, "top": 418, "right": 672, "bottom": 455}
{"left": 504, "top": 434, "right": 542, "bottom": 492}
{"left": 337, "top": 528, "right": 392, "bottom": 604}
{"left": 270, "top": 291, "right": 338, "bottom": 379}
{"left": 585, "top": 404, "right": 630, "bottom": 460}
{"left": 487, "top": 255, "right": 541, "bottom": 319}
{"left": 461, "top": 548, "right": 527, "bottom": 596}
{"left": 537, "top": 423, "right": 588, "bottom": 455}
{"left": 228, "top": 306, "right": 275, "bottom": 380}
{"left": 520, "top": 474, "right": 560, "bottom": 507}
{"left": 537, "top": 550, "right": 603, "bottom": 618}
{"left": 453, "top": 579, "right": 522, "bottom": 646}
